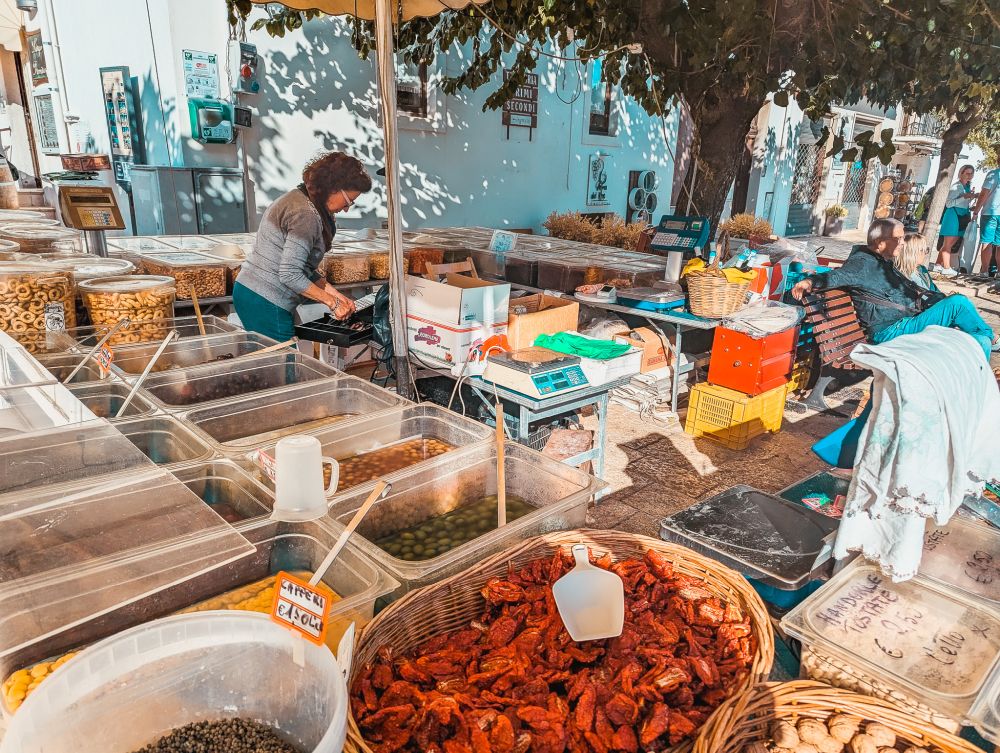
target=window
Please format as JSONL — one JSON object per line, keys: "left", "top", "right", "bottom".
{"left": 397, "top": 63, "right": 428, "bottom": 119}
{"left": 588, "top": 59, "right": 613, "bottom": 136}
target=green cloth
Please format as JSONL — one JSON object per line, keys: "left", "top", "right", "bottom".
{"left": 534, "top": 332, "right": 632, "bottom": 360}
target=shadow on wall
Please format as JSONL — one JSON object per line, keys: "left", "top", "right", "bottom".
{"left": 139, "top": 71, "right": 177, "bottom": 167}
{"left": 248, "top": 17, "right": 462, "bottom": 227}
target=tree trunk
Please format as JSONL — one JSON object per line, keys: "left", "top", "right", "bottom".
{"left": 924, "top": 105, "right": 983, "bottom": 254}
{"left": 681, "top": 93, "right": 764, "bottom": 236}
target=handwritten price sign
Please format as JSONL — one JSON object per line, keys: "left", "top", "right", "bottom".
{"left": 270, "top": 571, "right": 332, "bottom": 645}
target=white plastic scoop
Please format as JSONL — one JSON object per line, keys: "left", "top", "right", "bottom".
{"left": 552, "top": 544, "right": 625, "bottom": 642}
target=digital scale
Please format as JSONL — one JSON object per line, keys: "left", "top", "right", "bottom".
{"left": 574, "top": 284, "right": 617, "bottom": 304}
{"left": 649, "top": 214, "right": 711, "bottom": 283}
{"left": 616, "top": 286, "right": 686, "bottom": 312}
{"left": 481, "top": 347, "right": 590, "bottom": 399}
{"left": 58, "top": 185, "right": 126, "bottom": 257}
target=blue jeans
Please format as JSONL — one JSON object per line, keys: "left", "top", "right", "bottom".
{"left": 872, "top": 294, "right": 994, "bottom": 360}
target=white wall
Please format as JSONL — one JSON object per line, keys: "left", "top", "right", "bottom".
{"left": 739, "top": 98, "right": 805, "bottom": 235}
{"left": 32, "top": 4, "right": 678, "bottom": 233}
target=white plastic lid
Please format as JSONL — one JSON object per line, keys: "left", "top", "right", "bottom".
{"left": 152, "top": 235, "right": 217, "bottom": 249}
{"left": 138, "top": 250, "right": 227, "bottom": 267}
{"left": 0, "top": 468, "right": 254, "bottom": 663}
{"left": 782, "top": 560, "right": 1000, "bottom": 720}
{"left": 78, "top": 274, "right": 175, "bottom": 293}
{"left": 0, "top": 224, "right": 78, "bottom": 239}
{"left": 106, "top": 236, "right": 175, "bottom": 252}
{"left": 919, "top": 518, "right": 999, "bottom": 607}
{"left": 0, "top": 210, "right": 44, "bottom": 222}
{"left": 971, "top": 658, "right": 1000, "bottom": 743}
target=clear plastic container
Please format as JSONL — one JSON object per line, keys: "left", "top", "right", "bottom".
{"left": 324, "top": 250, "right": 371, "bottom": 284}
{"left": 185, "top": 376, "right": 405, "bottom": 454}
{"left": 248, "top": 403, "right": 493, "bottom": 497}
{"left": 782, "top": 559, "right": 1000, "bottom": 731}
{"left": 0, "top": 519, "right": 396, "bottom": 720}
{"left": 78, "top": 275, "right": 176, "bottom": 345}
{"left": 139, "top": 251, "right": 228, "bottom": 299}
{"left": 327, "top": 441, "right": 603, "bottom": 597}
{"left": 106, "top": 236, "right": 176, "bottom": 254}
{"left": 110, "top": 331, "right": 286, "bottom": 377}
{"left": 172, "top": 459, "right": 274, "bottom": 523}
{"left": 35, "top": 352, "right": 114, "bottom": 385}
{"left": 0, "top": 261, "right": 77, "bottom": 342}
{"left": 152, "top": 234, "right": 219, "bottom": 251}
{"left": 0, "top": 613, "right": 348, "bottom": 753}
{"left": 0, "top": 421, "right": 153, "bottom": 495}
{"left": 0, "top": 225, "right": 81, "bottom": 253}
{"left": 67, "top": 381, "right": 157, "bottom": 420}
{"left": 140, "top": 351, "right": 341, "bottom": 408}
{"left": 368, "top": 250, "right": 408, "bottom": 279}
{"left": 0, "top": 470, "right": 255, "bottom": 695}
{"left": 36, "top": 255, "right": 135, "bottom": 283}
{"left": 405, "top": 246, "right": 445, "bottom": 276}
{"left": 61, "top": 314, "right": 237, "bottom": 349}
{"left": 536, "top": 258, "right": 591, "bottom": 292}
{"left": 0, "top": 209, "right": 44, "bottom": 224}
{"left": 115, "top": 415, "right": 216, "bottom": 466}
{"left": 919, "top": 517, "right": 999, "bottom": 609}
{"left": 0, "top": 238, "right": 20, "bottom": 258}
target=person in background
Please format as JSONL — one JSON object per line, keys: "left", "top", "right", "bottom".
{"left": 234, "top": 152, "right": 371, "bottom": 341}
{"left": 894, "top": 232, "right": 936, "bottom": 290}
{"left": 974, "top": 148, "right": 1000, "bottom": 277}
{"left": 931, "top": 164, "right": 976, "bottom": 277}
{"left": 791, "top": 218, "right": 997, "bottom": 360}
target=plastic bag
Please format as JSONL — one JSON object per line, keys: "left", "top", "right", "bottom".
{"left": 960, "top": 217, "right": 980, "bottom": 273}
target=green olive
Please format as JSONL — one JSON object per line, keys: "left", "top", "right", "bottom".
{"left": 413, "top": 530, "right": 427, "bottom": 540}
{"left": 400, "top": 532, "right": 415, "bottom": 541}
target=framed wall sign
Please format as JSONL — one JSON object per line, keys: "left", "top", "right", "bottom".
{"left": 26, "top": 31, "right": 48, "bottom": 86}
{"left": 32, "top": 93, "right": 59, "bottom": 154}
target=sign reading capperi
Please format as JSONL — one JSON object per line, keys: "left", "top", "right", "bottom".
{"left": 270, "top": 571, "right": 333, "bottom": 645}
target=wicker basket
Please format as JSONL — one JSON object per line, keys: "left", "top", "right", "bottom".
{"left": 686, "top": 235, "right": 752, "bottom": 318}
{"left": 346, "top": 529, "right": 775, "bottom": 753}
{"left": 692, "top": 680, "right": 985, "bottom": 753}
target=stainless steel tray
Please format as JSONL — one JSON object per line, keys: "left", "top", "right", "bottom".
{"left": 36, "top": 353, "right": 114, "bottom": 386}
{"left": 67, "top": 382, "right": 157, "bottom": 420}
{"left": 110, "top": 332, "right": 289, "bottom": 377}
{"left": 115, "top": 415, "right": 216, "bottom": 467}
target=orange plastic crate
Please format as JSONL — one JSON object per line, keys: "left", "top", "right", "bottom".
{"left": 684, "top": 382, "right": 788, "bottom": 449}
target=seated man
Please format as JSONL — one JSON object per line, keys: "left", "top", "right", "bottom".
{"left": 792, "top": 218, "right": 997, "bottom": 361}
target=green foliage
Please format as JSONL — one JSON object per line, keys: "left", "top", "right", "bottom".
{"left": 969, "top": 110, "right": 1000, "bottom": 168}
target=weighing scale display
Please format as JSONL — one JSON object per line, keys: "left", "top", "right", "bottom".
{"left": 59, "top": 186, "right": 126, "bottom": 231}
{"left": 532, "top": 365, "right": 587, "bottom": 395}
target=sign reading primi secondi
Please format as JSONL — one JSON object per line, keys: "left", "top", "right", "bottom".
{"left": 502, "top": 70, "right": 539, "bottom": 138}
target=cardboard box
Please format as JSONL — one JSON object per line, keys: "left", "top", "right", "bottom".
{"left": 613, "top": 326, "right": 674, "bottom": 372}
{"left": 405, "top": 273, "right": 509, "bottom": 327}
{"left": 506, "top": 294, "right": 580, "bottom": 350}
{"left": 406, "top": 313, "right": 507, "bottom": 365}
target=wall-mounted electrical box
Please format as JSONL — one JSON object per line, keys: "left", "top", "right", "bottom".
{"left": 188, "top": 98, "right": 234, "bottom": 144}
{"left": 234, "top": 105, "right": 253, "bottom": 129}
{"left": 228, "top": 41, "right": 260, "bottom": 95}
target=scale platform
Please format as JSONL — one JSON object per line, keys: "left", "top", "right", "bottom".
{"left": 482, "top": 347, "right": 590, "bottom": 399}
{"left": 617, "top": 286, "right": 686, "bottom": 312}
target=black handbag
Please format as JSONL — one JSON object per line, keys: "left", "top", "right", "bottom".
{"left": 371, "top": 282, "right": 394, "bottom": 376}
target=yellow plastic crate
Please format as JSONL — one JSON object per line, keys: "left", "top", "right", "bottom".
{"left": 684, "top": 382, "right": 788, "bottom": 449}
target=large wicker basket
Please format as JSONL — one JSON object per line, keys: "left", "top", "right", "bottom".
{"left": 685, "top": 235, "right": 753, "bottom": 318}
{"left": 692, "top": 680, "right": 986, "bottom": 753}
{"left": 345, "top": 529, "right": 775, "bottom": 753}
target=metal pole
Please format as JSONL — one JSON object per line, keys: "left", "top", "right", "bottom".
{"left": 374, "top": 0, "right": 414, "bottom": 399}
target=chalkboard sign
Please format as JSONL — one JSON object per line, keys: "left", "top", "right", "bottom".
{"left": 502, "top": 70, "right": 538, "bottom": 137}
{"left": 26, "top": 31, "right": 47, "bottom": 86}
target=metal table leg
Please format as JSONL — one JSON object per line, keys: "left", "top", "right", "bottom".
{"left": 518, "top": 404, "right": 531, "bottom": 442}
{"left": 595, "top": 391, "right": 609, "bottom": 480}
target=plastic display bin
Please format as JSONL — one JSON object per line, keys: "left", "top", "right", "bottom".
{"left": 0, "top": 469, "right": 255, "bottom": 717}
{"left": 110, "top": 331, "right": 287, "bottom": 377}
{"left": 171, "top": 459, "right": 275, "bottom": 524}
{"left": 185, "top": 377, "right": 406, "bottom": 455}
{"left": 684, "top": 381, "right": 788, "bottom": 449}
{"left": 140, "top": 351, "right": 341, "bottom": 409}
{"left": 247, "top": 403, "right": 493, "bottom": 497}
{"left": 660, "top": 484, "right": 838, "bottom": 612}
{"left": 0, "top": 613, "right": 349, "bottom": 753}
{"left": 782, "top": 559, "right": 1000, "bottom": 733}
{"left": 0, "top": 517, "right": 396, "bottom": 719}
{"left": 139, "top": 251, "right": 229, "bottom": 300}
{"left": 778, "top": 468, "right": 852, "bottom": 514}
{"left": 116, "top": 415, "right": 216, "bottom": 466}
{"left": 0, "top": 422, "right": 154, "bottom": 496}
{"left": 326, "top": 441, "right": 603, "bottom": 598}
{"left": 35, "top": 352, "right": 112, "bottom": 385}
{"left": 67, "top": 381, "right": 157, "bottom": 420}
{"left": 61, "top": 314, "right": 238, "bottom": 349}
{"left": 918, "top": 517, "right": 999, "bottom": 609}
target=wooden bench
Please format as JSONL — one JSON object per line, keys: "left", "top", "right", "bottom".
{"left": 800, "top": 289, "right": 871, "bottom": 410}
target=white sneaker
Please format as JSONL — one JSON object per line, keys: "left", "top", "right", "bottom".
{"left": 933, "top": 265, "right": 958, "bottom": 277}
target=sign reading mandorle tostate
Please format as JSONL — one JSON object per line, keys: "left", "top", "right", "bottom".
{"left": 502, "top": 70, "right": 539, "bottom": 133}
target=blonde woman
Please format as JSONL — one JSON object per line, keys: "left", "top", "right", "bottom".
{"left": 895, "top": 232, "right": 936, "bottom": 290}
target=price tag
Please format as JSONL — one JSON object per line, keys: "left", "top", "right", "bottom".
{"left": 97, "top": 345, "right": 114, "bottom": 370}
{"left": 489, "top": 230, "right": 517, "bottom": 254}
{"left": 252, "top": 448, "right": 277, "bottom": 483}
{"left": 44, "top": 302, "right": 66, "bottom": 332}
{"left": 270, "top": 571, "right": 332, "bottom": 646}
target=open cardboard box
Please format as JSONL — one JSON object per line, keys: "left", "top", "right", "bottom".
{"left": 506, "top": 293, "right": 579, "bottom": 350}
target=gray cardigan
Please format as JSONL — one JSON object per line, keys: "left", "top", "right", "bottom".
{"left": 236, "top": 189, "right": 327, "bottom": 311}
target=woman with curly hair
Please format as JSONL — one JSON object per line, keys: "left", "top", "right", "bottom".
{"left": 234, "top": 151, "right": 372, "bottom": 341}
